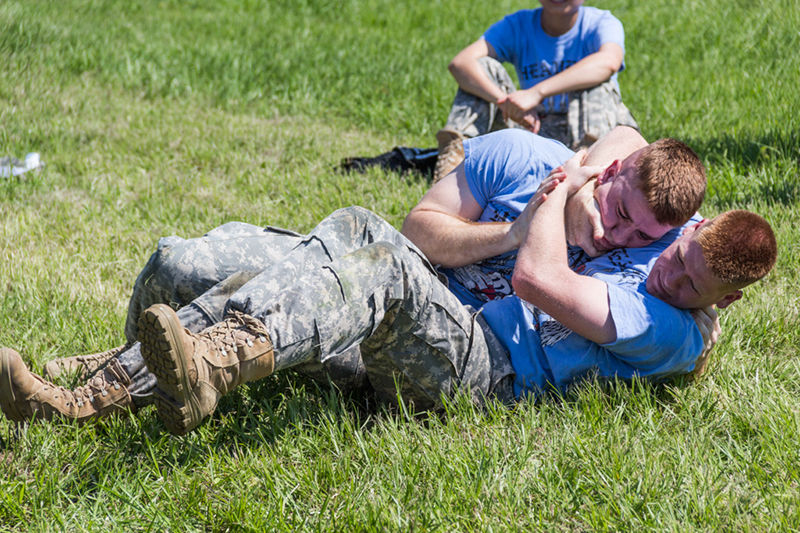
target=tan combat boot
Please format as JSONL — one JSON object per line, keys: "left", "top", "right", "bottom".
{"left": 432, "top": 128, "right": 466, "bottom": 183}
{"left": 0, "top": 348, "right": 134, "bottom": 423}
{"left": 138, "top": 304, "right": 274, "bottom": 435}
{"left": 42, "top": 345, "right": 126, "bottom": 381}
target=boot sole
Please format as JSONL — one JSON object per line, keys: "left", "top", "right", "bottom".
{"left": 0, "top": 348, "right": 24, "bottom": 422}
{"left": 138, "top": 305, "right": 202, "bottom": 435}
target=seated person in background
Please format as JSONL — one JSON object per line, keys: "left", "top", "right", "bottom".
{"left": 434, "top": 0, "right": 638, "bottom": 182}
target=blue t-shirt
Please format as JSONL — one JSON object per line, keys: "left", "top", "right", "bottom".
{"left": 441, "top": 129, "right": 583, "bottom": 309}
{"left": 480, "top": 216, "right": 705, "bottom": 397}
{"left": 484, "top": 6, "right": 626, "bottom": 114}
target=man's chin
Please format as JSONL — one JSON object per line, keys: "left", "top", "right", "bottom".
{"left": 594, "top": 237, "right": 614, "bottom": 253}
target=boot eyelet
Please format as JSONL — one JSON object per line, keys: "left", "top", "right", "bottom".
{"left": 101, "top": 390, "right": 108, "bottom": 397}
{"left": 77, "top": 401, "right": 83, "bottom": 407}
{"left": 246, "top": 339, "right": 254, "bottom": 347}
{"left": 258, "top": 336, "right": 267, "bottom": 343}
{"left": 114, "top": 383, "right": 121, "bottom": 390}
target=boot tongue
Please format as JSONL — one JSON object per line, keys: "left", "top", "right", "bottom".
{"left": 104, "top": 359, "right": 132, "bottom": 386}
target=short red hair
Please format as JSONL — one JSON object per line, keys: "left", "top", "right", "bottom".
{"left": 636, "top": 139, "right": 707, "bottom": 226}
{"left": 696, "top": 210, "right": 777, "bottom": 286}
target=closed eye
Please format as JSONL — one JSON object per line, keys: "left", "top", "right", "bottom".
{"left": 677, "top": 249, "right": 701, "bottom": 294}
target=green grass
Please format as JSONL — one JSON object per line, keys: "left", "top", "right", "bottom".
{"left": 1, "top": 0, "right": 799, "bottom": 530}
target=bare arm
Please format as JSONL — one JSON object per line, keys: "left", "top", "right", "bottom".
{"left": 512, "top": 159, "right": 616, "bottom": 344}
{"left": 582, "top": 125, "right": 647, "bottom": 167}
{"left": 447, "top": 39, "right": 507, "bottom": 105}
{"left": 401, "top": 163, "right": 517, "bottom": 268}
{"left": 498, "top": 43, "right": 624, "bottom": 125}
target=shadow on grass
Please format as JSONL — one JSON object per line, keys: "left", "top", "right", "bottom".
{"left": 681, "top": 130, "right": 800, "bottom": 208}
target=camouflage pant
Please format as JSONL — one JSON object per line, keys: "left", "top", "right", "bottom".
{"left": 443, "top": 56, "right": 639, "bottom": 149}
{"left": 119, "top": 214, "right": 373, "bottom": 398}
{"left": 124, "top": 222, "right": 304, "bottom": 342}
{"left": 226, "top": 207, "right": 515, "bottom": 409}
{"left": 114, "top": 207, "right": 514, "bottom": 406}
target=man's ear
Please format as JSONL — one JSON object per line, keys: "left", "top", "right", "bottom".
{"left": 680, "top": 219, "right": 706, "bottom": 236}
{"left": 716, "top": 290, "right": 743, "bottom": 309}
{"left": 596, "top": 160, "right": 620, "bottom": 185}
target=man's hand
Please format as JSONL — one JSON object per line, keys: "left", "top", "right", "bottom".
{"left": 565, "top": 179, "right": 604, "bottom": 257}
{"left": 497, "top": 89, "right": 543, "bottom": 133}
{"left": 508, "top": 173, "right": 563, "bottom": 248}
{"left": 548, "top": 150, "right": 605, "bottom": 195}
{"left": 688, "top": 306, "right": 722, "bottom": 380}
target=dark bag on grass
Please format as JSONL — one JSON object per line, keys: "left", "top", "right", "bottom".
{"left": 338, "top": 146, "right": 437, "bottom": 178}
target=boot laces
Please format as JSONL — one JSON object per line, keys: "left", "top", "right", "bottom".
{"left": 200, "top": 311, "right": 270, "bottom": 357}
{"left": 75, "top": 346, "right": 126, "bottom": 374}
{"left": 49, "top": 366, "right": 126, "bottom": 408}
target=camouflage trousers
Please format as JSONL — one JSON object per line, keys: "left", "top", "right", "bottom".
{"left": 443, "top": 56, "right": 639, "bottom": 150}
{"left": 225, "top": 207, "right": 515, "bottom": 409}
{"left": 110, "top": 207, "right": 514, "bottom": 408}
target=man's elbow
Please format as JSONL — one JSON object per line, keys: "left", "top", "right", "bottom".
{"left": 448, "top": 58, "right": 463, "bottom": 78}
{"left": 400, "top": 211, "right": 420, "bottom": 240}
{"left": 511, "top": 265, "right": 547, "bottom": 304}
{"left": 600, "top": 54, "right": 623, "bottom": 76}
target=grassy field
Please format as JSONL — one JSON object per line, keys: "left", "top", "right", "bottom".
{"left": 1, "top": 0, "right": 799, "bottom": 530}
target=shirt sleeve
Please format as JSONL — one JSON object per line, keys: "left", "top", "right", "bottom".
{"left": 590, "top": 11, "right": 625, "bottom": 53}
{"left": 601, "top": 283, "right": 703, "bottom": 375}
{"left": 483, "top": 11, "right": 523, "bottom": 65}
{"left": 462, "top": 131, "right": 521, "bottom": 208}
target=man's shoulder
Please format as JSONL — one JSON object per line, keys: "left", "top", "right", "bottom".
{"left": 579, "top": 5, "right": 622, "bottom": 23}
{"left": 486, "top": 9, "right": 540, "bottom": 38}
{"left": 464, "top": 130, "right": 574, "bottom": 181}
{"left": 499, "top": 8, "right": 540, "bottom": 24}
{"left": 466, "top": 129, "right": 572, "bottom": 155}
{"left": 577, "top": 6, "right": 624, "bottom": 31}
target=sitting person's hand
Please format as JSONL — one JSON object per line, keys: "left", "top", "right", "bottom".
{"left": 497, "top": 89, "right": 542, "bottom": 133}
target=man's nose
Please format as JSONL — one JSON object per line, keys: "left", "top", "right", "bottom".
{"left": 610, "top": 224, "right": 633, "bottom": 246}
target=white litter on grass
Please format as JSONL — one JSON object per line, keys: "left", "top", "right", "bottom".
{"left": 0, "top": 152, "right": 43, "bottom": 177}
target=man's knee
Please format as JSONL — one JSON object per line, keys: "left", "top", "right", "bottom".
{"left": 326, "top": 206, "right": 383, "bottom": 228}
{"left": 476, "top": 56, "right": 515, "bottom": 92}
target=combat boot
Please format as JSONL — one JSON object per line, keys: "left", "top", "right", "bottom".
{"left": 138, "top": 304, "right": 274, "bottom": 435}
{"left": 42, "top": 345, "right": 126, "bottom": 381}
{"left": 0, "top": 348, "right": 134, "bottom": 423}
{"left": 432, "top": 128, "right": 466, "bottom": 183}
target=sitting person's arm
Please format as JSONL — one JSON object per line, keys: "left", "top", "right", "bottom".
{"left": 498, "top": 43, "right": 624, "bottom": 127}
{"left": 448, "top": 39, "right": 507, "bottom": 108}
{"left": 448, "top": 39, "right": 540, "bottom": 132}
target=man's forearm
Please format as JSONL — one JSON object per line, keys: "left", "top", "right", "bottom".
{"left": 511, "top": 183, "right": 616, "bottom": 344}
{"left": 513, "top": 186, "right": 570, "bottom": 293}
{"left": 532, "top": 48, "right": 622, "bottom": 99}
{"left": 401, "top": 209, "right": 514, "bottom": 268}
{"left": 449, "top": 59, "right": 506, "bottom": 104}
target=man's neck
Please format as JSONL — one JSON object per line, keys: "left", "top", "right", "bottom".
{"left": 540, "top": 10, "right": 580, "bottom": 37}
